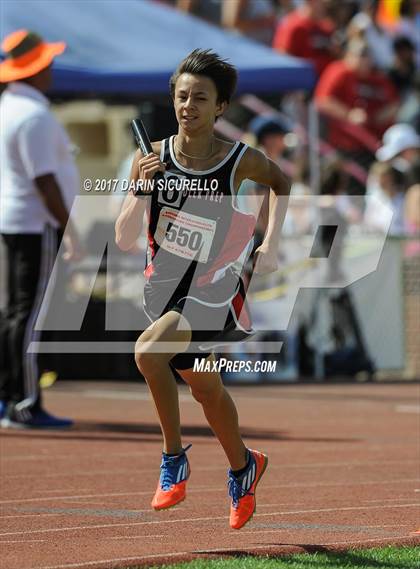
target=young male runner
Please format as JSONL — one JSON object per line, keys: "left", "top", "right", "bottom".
{"left": 115, "top": 49, "right": 290, "bottom": 529}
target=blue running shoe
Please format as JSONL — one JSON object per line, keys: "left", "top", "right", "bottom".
{"left": 0, "top": 400, "right": 6, "bottom": 421}
{"left": 0, "top": 407, "right": 73, "bottom": 429}
{"left": 228, "top": 448, "right": 268, "bottom": 529}
{"left": 151, "top": 444, "right": 192, "bottom": 510}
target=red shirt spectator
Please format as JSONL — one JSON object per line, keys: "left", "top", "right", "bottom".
{"left": 315, "top": 41, "right": 399, "bottom": 152}
{"left": 273, "top": 0, "right": 336, "bottom": 76}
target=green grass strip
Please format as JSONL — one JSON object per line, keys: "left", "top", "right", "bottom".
{"left": 131, "top": 546, "right": 419, "bottom": 569}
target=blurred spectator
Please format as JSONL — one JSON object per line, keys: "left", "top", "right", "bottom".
{"left": 348, "top": 0, "right": 394, "bottom": 70}
{"left": 326, "top": 0, "right": 360, "bottom": 55}
{"left": 272, "top": 0, "right": 337, "bottom": 77}
{"left": 176, "top": 0, "right": 222, "bottom": 26}
{"left": 388, "top": 36, "right": 417, "bottom": 98}
{"left": 319, "top": 158, "right": 362, "bottom": 222}
{"left": 0, "top": 30, "right": 82, "bottom": 428}
{"left": 221, "top": 0, "right": 276, "bottom": 45}
{"left": 376, "top": 123, "right": 420, "bottom": 171}
{"left": 317, "top": 160, "right": 356, "bottom": 281}
{"left": 315, "top": 39, "right": 399, "bottom": 184}
{"left": 364, "top": 162, "right": 406, "bottom": 235}
{"left": 241, "top": 115, "right": 294, "bottom": 244}
{"left": 291, "top": 150, "right": 310, "bottom": 187}
{"left": 403, "top": 158, "right": 420, "bottom": 254}
{"left": 245, "top": 115, "right": 316, "bottom": 238}
{"left": 405, "top": 184, "right": 420, "bottom": 233}
{"left": 392, "top": 0, "right": 420, "bottom": 66}
{"left": 273, "top": 0, "right": 296, "bottom": 20}
{"left": 248, "top": 114, "right": 294, "bottom": 161}
{"left": 397, "top": 70, "right": 420, "bottom": 129}
{"left": 178, "top": 0, "right": 276, "bottom": 45}
{"left": 405, "top": 157, "right": 420, "bottom": 193}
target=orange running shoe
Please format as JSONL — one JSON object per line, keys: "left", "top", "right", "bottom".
{"left": 151, "top": 444, "right": 191, "bottom": 510}
{"left": 228, "top": 449, "right": 268, "bottom": 530}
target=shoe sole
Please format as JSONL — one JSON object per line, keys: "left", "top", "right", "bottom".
{"left": 0, "top": 418, "right": 30, "bottom": 429}
{"left": 0, "top": 418, "right": 72, "bottom": 429}
{"left": 152, "top": 494, "right": 186, "bottom": 511}
{"left": 152, "top": 466, "right": 190, "bottom": 511}
{"left": 232, "top": 452, "right": 269, "bottom": 530}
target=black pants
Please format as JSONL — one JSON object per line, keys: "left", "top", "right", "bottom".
{"left": 0, "top": 226, "right": 58, "bottom": 410}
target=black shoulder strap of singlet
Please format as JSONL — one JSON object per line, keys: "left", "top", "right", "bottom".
{"left": 236, "top": 141, "right": 246, "bottom": 157}
{"left": 228, "top": 141, "right": 248, "bottom": 172}
{"left": 160, "top": 138, "right": 168, "bottom": 163}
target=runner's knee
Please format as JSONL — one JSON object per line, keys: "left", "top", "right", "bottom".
{"left": 189, "top": 380, "right": 223, "bottom": 405}
{"left": 134, "top": 331, "right": 168, "bottom": 372}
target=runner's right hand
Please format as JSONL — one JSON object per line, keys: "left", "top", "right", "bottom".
{"left": 137, "top": 154, "right": 166, "bottom": 192}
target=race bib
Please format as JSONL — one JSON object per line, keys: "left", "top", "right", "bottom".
{"left": 155, "top": 207, "right": 217, "bottom": 263}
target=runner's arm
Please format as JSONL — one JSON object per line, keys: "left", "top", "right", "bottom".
{"left": 115, "top": 150, "right": 146, "bottom": 251}
{"left": 238, "top": 147, "right": 290, "bottom": 257}
{"left": 115, "top": 143, "right": 164, "bottom": 251}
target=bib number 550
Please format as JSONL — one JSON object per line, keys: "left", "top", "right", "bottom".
{"left": 166, "top": 223, "right": 203, "bottom": 251}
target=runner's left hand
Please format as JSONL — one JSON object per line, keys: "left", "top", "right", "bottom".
{"left": 253, "top": 244, "right": 278, "bottom": 274}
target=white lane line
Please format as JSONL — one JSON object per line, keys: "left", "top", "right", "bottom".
{"left": 12, "top": 552, "right": 192, "bottom": 569}
{"left": 27, "top": 535, "right": 420, "bottom": 569}
{"left": 1, "top": 468, "right": 220, "bottom": 479}
{"left": 239, "top": 529, "right": 393, "bottom": 537}
{"left": 106, "top": 534, "right": 164, "bottom": 540}
{"left": 0, "top": 539, "right": 47, "bottom": 544}
{"left": 4, "top": 442, "right": 419, "bottom": 461}
{"left": 258, "top": 502, "right": 308, "bottom": 508}
{"left": 0, "top": 503, "right": 418, "bottom": 538}
{"left": 319, "top": 535, "right": 420, "bottom": 546}
{"left": 83, "top": 390, "right": 193, "bottom": 402}
{"left": 1, "top": 513, "right": 64, "bottom": 519}
{"left": 395, "top": 405, "right": 420, "bottom": 413}
{"left": 2, "top": 459, "right": 418, "bottom": 477}
{"left": 241, "top": 523, "right": 408, "bottom": 531}
{"left": 79, "top": 388, "right": 419, "bottom": 407}
{"left": 0, "top": 507, "right": 151, "bottom": 520}
{"left": 363, "top": 498, "right": 417, "bottom": 503}
{"left": 31, "top": 489, "right": 93, "bottom": 494}
{"left": 2, "top": 478, "right": 419, "bottom": 505}
{"left": 1, "top": 451, "right": 162, "bottom": 461}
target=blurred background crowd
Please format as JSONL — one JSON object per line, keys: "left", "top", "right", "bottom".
{"left": 108, "top": 0, "right": 420, "bottom": 384}
{"left": 168, "top": 0, "right": 420, "bottom": 230}
{"left": 1, "top": 0, "right": 419, "bottom": 389}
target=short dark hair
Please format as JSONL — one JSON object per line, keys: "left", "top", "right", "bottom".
{"left": 169, "top": 49, "right": 237, "bottom": 104}
{"left": 393, "top": 35, "right": 415, "bottom": 53}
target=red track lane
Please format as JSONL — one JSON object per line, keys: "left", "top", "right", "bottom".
{"left": 1, "top": 381, "right": 419, "bottom": 569}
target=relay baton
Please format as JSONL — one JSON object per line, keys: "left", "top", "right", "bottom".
{"left": 130, "top": 118, "right": 164, "bottom": 196}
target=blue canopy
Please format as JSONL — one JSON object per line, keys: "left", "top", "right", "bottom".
{"left": 1, "top": 0, "right": 316, "bottom": 95}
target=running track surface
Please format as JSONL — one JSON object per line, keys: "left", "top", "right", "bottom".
{"left": 1, "top": 381, "right": 419, "bottom": 569}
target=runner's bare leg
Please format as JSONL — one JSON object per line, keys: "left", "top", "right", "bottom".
{"left": 135, "top": 311, "right": 191, "bottom": 454}
{"left": 178, "top": 354, "right": 247, "bottom": 470}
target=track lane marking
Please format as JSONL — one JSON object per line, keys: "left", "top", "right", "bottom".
{"left": 106, "top": 534, "right": 164, "bottom": 540}
{"left": 0, "top": 503, "right": 418, "bottom": 537}
{"left": 2, "top": 458, "right": 418, "bottom": 477}
{"left": 1, "top": 478, "right": 419, "bottom": 504}
{"left": 0, "top": 539, "right": 47, "bottom": 544}
{"left": 395, "top": 405, "right": 420, "bottom": 413}
{"left": 363, "top": 497, "right": 418, "bottom": 503}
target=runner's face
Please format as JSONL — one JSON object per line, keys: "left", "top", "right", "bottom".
{"left": 174, "top": 73, "right": 225, "bottom": 133}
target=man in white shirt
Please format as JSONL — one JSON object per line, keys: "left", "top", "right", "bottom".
{"left": 0, "top": 30, "right": 82, "bottom": 428}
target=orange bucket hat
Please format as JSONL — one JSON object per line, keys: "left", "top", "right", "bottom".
{"left": 0, "top": 30, "right": 66, "bottom": 83}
